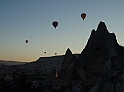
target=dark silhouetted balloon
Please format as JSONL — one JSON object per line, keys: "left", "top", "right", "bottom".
{"left": 25, "top": 40, "right": 28, "bottom": 44}
{"left": 52, "top": 21, "right": 58, "bottom": 28}
{"left": 81, "top": 13, "right": 86, "bottom": 21}
{"left": 55, "top": 53, "right": 57, "bottom": 55}
{"left": 44, "top": 52, "right": 46, "bottom": 54}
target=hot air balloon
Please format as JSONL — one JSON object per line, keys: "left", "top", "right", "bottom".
{"left": 44, "top": 52, "right": 46, "bottom": 54}
{"left": 55, "top": 53, "right": 57, "bottom": 55}
{"left": 81, "top": 13, "right": 86, "bottom": 21}
{"left": 25, "top": 40, "right": 28, "bottom": 44}
{"left": 52, "top": 21, "right": 58, "bottom": 29}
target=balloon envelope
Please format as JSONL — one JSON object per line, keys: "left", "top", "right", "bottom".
{"left": 25, "top": 40, "right": 28, "bottom": 43}
{"left": 81, "top": 13, "right": 86, "bottom": 20}
{"left": 52, "top": 21, "right": 58, "bottom": 28}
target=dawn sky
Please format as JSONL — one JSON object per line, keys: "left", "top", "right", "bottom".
{"left": 0, "top": 0, "right": 124, "bottom": 62}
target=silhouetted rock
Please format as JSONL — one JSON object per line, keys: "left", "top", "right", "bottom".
{"left": 60, "top": 48, "right": 77, "bottom": 88}
{"left": 77, "top": 21, "right": 124, "bottom": 91}
{"left": 62, "top": 48, "right": 73, "bottom": 69}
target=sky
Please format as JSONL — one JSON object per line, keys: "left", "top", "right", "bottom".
{"left": 0, "top": 0, "right": 124, "bottom": 62}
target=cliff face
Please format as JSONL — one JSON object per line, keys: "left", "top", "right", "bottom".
{"left": 79, "top": 21, "right": 119, "bottom": 65}
{"left": 46, "top": 21, "right": 124, "bottom": 92}
{"left": 75, "top": 21, "right": 124, "bottom": 91}
{"left": 78, "top": 21, "right": 120, "bottom": 71}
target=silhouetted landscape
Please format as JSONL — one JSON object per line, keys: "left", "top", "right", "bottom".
{"left": 1, "top": 21, "right": 124, "bottom": 92}
{"left": 0, "top": 60, "right": 27, "bottom": 65}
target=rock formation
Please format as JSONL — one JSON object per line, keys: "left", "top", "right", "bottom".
{"left": 60, "top": 21, "right": 124, "bottom": 92}
{"left": 62, "top": 48, "right": 73, "bottom": 69}
{"left": 76, "top": 21, "right": 124, "bottom": 91}
{"left": 60, "top": 48, "right": 77, "bottom": 88}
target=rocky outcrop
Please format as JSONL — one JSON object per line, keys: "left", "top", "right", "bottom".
{"left": 76, "top": 21, "right": 124, "bottom": 91}
{"left": 62, "top": 48, "right": 73, "bottom": 69}
{"left": 44, "top": 21, "right": 124, "bottom": 92}
{"left": 78, "top": 21, "right": 119, "bottom": 66}
{"left": 60, "top": 48, "right": 77, "bottom": 86}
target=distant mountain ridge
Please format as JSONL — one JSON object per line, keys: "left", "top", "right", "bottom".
{"left": 0, "top": 60, "right": 26, "bottom": 65}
